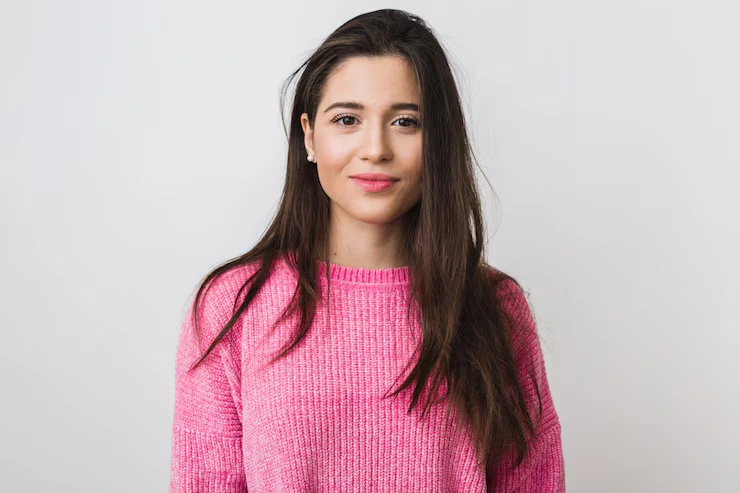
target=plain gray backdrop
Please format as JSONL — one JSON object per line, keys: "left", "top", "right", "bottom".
{"left": 1, "top": 1, "right": 738, "bottom": 492}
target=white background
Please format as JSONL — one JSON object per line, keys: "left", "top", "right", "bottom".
{"left": 1, "top": 1, "right": 738, "bottom": 491}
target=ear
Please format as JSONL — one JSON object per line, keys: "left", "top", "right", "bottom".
{"left": 300, "top": 113, "right": 314, "bottom": 159}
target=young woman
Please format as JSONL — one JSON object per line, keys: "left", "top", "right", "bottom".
{"left": 169, "top": 9, "right": 565, "bottom": 492}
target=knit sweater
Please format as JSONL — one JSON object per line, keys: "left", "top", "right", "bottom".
{"left": 169, "top": 255, "right": 565, "bottom": 492}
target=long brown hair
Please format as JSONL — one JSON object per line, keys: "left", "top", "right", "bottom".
{"left": 186, "top": 8, "right": 543, "bottom": 473}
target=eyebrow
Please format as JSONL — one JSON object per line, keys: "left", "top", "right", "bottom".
{"left": 322, "top": 101, "right": 420, "bottom": 114}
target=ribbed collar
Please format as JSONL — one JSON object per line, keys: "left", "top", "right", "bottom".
{"left": 316, "top": 259, "right": 410, "bottom": 284}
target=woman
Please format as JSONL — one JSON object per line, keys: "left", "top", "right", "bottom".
{"left": 169, "top": 9, "right": 565, "bottom": 492}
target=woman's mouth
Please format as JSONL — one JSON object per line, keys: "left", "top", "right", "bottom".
{"left": 350, "top": 177, "right": 398, "bottom": 192}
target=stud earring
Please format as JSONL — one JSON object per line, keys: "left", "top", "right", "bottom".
{"left": 307, "top": 154, "right": 314, "bottom": 162}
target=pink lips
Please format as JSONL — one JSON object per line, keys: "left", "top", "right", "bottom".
{"left": 349, "top": 173, "right": 400, "bottom": 192}
{"left": 351, "top": 178, "right": 397, "bottom": 192}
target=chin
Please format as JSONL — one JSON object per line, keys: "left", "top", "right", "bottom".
{"left": 350, "top": 210, "right": 403, "bottom": 225}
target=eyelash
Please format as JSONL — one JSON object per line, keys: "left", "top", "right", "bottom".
{"left": 330, "top": 113, "right": 420, "bottom": 128}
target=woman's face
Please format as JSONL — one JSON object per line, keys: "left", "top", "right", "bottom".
{"left": 301, "top": 55, "right": 423, "bottom": 226}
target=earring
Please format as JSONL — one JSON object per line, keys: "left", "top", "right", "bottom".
{"left": 307, "top": 154, "right": 314, "bottom": 162}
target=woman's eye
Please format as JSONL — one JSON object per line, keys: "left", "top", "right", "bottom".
{"left": 331, "top": 114, "right": 357, "bottom": 126}
{"left": 393, "top": 117, "right": 419, "bottom": 128}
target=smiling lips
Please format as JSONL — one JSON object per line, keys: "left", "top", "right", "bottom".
{"left": 349, "top": 173, "right": 400, "bottom": 192}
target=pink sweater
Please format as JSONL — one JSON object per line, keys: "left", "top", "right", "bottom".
{"left": 169, "top": 256, "right": 565, "bottom": 492}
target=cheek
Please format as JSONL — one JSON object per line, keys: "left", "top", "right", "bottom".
{"left": 407, "top": 174, "right": 423, "bottom": 204}
{"left": 412, "top": 158, "right": 423, "bottom": 180}
{"left": 314, "top": 161, "right": 350, "bottom": 203}
{"left": 401, "top": 137, "right": 423, "bottom": 178}
{"left": 404, "top": 160, "right": 423, "bottom": 205}
{"left": 404, "top": 151, "right": 423, "bottom": 188}
{"left": 314, "top": 136, "right": 354, "bottom": 172}
{"left": 313, "top": 138, "right": 352, "bottom": 195}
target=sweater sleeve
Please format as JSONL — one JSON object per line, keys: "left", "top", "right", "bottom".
{"left": 169, "top": 277, "right": 247, "bottom": 493}
{"left": 487, "top": 280, "right": 565, "bottom": 492}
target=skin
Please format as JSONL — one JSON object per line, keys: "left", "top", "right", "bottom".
{"left": 300, "top": 55, "right": 423, "bottom": 269}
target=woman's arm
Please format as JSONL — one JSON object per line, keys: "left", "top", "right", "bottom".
{"left": 487, "top": 280, "right": 565, "bottom": 492}
{"left": 169, "top": 279, "right": 247, "bottom": 492}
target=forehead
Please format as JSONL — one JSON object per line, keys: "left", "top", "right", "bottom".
{"left": 319, "top": 55, "right": 421, "bottom": 110}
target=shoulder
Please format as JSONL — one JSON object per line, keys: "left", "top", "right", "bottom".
{"left": 480, "top": 264, "right": 530, "bottom": 314}
{"left": 187, "top": 258, "right": 265, "bottom": 340}
{"left": 481, "top": 265, "right": 538, "bottom": 354}
{"left": 495, "top": 279, "right": 532, "bottom": 326}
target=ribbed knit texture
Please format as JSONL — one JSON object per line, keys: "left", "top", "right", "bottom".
{"left": 169, "top": 256, "right": 565, "bottom": 492}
